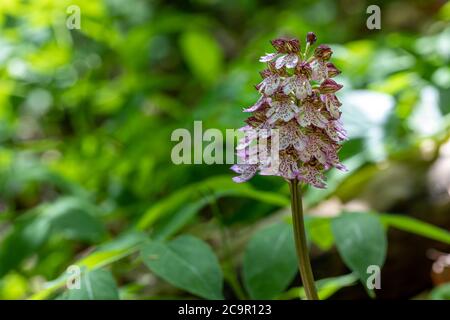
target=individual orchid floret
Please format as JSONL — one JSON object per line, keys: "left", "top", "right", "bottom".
{"left": 231, "top": 164, "right": 258, "bottom": 183}
{"left": 319, "top": 79, "right": 343, "bottom": 94}
{"left": 325, "top": 120, "right": 347, "bottom": 142}
{"left": 326, "top": 62, "right": 341, "bottom": 77}
{"left": 279, "top": 120, "right": 308, "bottom": 151}
{"left": 266, "top": 94, "right": 300, "bottom": 124}
{"left": 297, "top": 162, "right": 326, "bottom": 189}
{"left": 271, "top": 38, "right": 300, "bottom": 54}
{"left": 283, "top": 62, "right": 313, "bottom": 100}
{"left": 314, "top": 44, "right": 332, "bottom": 61}
{"left": 295, "top": 61, "right": 313, "bottom": 78}
{"left": 260, "top": 38, "right": 301, "bottom": 69}
{"left": 232, "top": 33, "right": 346, "bottom": 189}
{"left": 275, "top": 52, "right": 299, "bottom": 69}
{"left": 277, "top": 148, "right": 300, "bottom": 180}
{"left": 257, "top": 74, "right": 281, "bottom": 95}
{"left": 243, "top": 96, "right": 272, "bottom": 113}
{"left": 322, "top": 93, "right": 342, "bottom": 119}
{"left": 296, "top": 94, "right": 328, "bottom": 128}
{"left": 282, "top": 75, "right": 312, "bottom": 100}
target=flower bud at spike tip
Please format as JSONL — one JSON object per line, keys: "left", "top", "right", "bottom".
{"left": 306, "top": 32, "right": 317, "bottom": 44}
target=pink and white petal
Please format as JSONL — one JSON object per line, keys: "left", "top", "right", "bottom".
{"left": 335, "top": 162, "right": 348, "bottom": 171}
{"left": 312, "top": 112, "right": 328, "bottom": 128}
{"left": 275, "top": 54, "right": 287, "bottom": 69}
{"left": 295, "top": 80, "right": 312, "bottom": 100}
{"left": 268, "top": 113, "right": 279, "bottom": 124}
{"left": 290, "top": 102, "right": 300, "bottom": 114}
{"left": 293, "top": 135, "right": 308, "bottom": 151}
{"left": 285, "top": 54, "right": 299, "bottom": 69}
{"left": 315, "top": 149, "right": 327, "bottom": 164}
{"left": 243, "top": 97, "right": 263, "bottom": 112}
{"left": 259, "top": 53, "right": 277, "bottom": 62}
{"left": 282, "top": 78, "right": 294, "bottom": 95}
{"left": 238, "top": 125, "right": 252, "bottom": 132}
{"left": 266, "top": 106, "right": 276, "bottom": 118}
{"left": 230, "top": 164, "right": 244, "bottom": 173}
{"left": 298, "top": 149, "right": 312, "bottom": 162}
{"left": 279, "top": 134, "right": 291, "bottom": 150}
{"left": 298, "top": 166, "right": 326, "bottom": 188}
{"left": 265, "top": 76, "right": 280, "bottom": 95}
{"left": 233, "top": 171, "right": 257, "bottom": 183}
{"left": 280, "top": 108, "right": 295, "bottom": 122}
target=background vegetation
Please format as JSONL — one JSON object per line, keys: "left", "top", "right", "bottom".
{"left": 0, "top": 0, "right": 449, "bottom": 300}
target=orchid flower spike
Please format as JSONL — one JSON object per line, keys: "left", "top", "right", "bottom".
{"left": 232, "top": 33, "right": 347, "bottom": 188}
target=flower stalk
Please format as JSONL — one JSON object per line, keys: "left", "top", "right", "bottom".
{"left": 288, "top": 179, "right": 319, "bottom": 300}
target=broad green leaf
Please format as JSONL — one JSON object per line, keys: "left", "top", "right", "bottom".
{"left": 179, "top": 30, "right": 223, "bottom": 84}
{"left": 30, "top": 232, "right": 146, "bottom": 300}
{"left": 305, "top": 216, "right": 334, "bottom": 251}
{"left": 78, "top": 232, "right": 146, "bottom": 269}
{"left": 141, "top": 235, "right": 223, "bottom": 300}
{"left": 381, "top": 214, "right": 450, "bottom": 244}
{"left": 277, "top": 273, "right": 358, "bottom": 300}
{"left": 64, "top": 269, "right": 119, "bottom": 300}
{"left": 332, "top": 212, "right": 387, "bottom": 297}
{"left": 242, "top": 223, "right": 297, "bottom": 299}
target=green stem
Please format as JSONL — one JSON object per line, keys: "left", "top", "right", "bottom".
{"left": 303, "top": 43, "right": 310, "bottom": 59}
{"left": 288, "top": 179, "right": 319, "bottom": 300}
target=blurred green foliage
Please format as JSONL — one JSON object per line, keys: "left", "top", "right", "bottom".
{"left": 0, "top": 0, "right": 449, "bottom": 300}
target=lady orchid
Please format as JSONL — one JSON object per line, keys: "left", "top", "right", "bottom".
{"left": 231, "top": 33, "right": 347, "bottom": 300}
{"left": 231, "top": 34, "right": 347, "bottom": 188}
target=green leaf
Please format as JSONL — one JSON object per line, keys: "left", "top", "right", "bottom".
{"left": 429, "top": 283, "right": 450, "bottom": 300}
{"left": 332, "top": 212, "right": 387, "bottom": 297}
{"left": 64, "top": 269, "right": 119, "bottom": 300}
{"left": 380, "top": 214, "right": 450, "bottom": 244}
{"left": 277, "top": 273, "right": 358, "bottom": 300}
{"left": 30, "top": 232, "right": 146, "bottom": 300}
{"left": 0, "top": 218, "right": 52, "bottom": 278}
{"left": 305, "top": 216, "right": 334, "bottom": 251}
{"left": 140, "top": 235, "right": 223, "bottom": 300}
{"left": 315, "top": 273, "right": 359, "bottom": 300}
{"left": 242, "top": 223, "right": 297, "bottom": 299}
{"left": 179, "top": 30, "right": 223, "bottom": 84}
